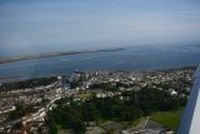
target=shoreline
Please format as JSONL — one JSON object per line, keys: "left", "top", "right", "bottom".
{"left": 0, "top": 65, "right": 197, "bottom": 84}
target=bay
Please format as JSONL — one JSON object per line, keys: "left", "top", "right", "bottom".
{"left": 0, "top": 44, "right": 200, "bottom": 82}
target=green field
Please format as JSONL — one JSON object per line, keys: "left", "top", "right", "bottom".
{"left": 79, "top": 92, "right": 94, "bottom": 99}
{"left": 150, "top": 109, "right": 184, "bottom": 130}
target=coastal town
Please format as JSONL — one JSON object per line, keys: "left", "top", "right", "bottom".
{"left": 0, "top": 66, "right": 195, "bottom": 134}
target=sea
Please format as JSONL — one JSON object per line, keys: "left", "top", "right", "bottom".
{"left": 0, "top": 44, "right": 200, "bottom": 82}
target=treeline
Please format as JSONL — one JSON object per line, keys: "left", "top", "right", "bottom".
{"left": 89, "top": 83, "right": 117, "bottom": 91}
{"left": 48, "top": 88, "right": 187, "bottom": 134}
{"left": 88, "top": 82, "right": 132, "bottom": 91}
{"left": 0, "top": 77, "right": 57, "bottom": 91}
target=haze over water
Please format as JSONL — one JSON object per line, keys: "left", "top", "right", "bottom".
{"left": 1, "top": 0, "right": 200, "bottom": 57}
{"left": 0, "top": 0, "right": 200, "bottom": 82}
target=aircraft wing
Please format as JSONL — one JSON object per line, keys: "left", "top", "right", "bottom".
{"left": 178, "top": 65, "right": 200, "bottom": 134}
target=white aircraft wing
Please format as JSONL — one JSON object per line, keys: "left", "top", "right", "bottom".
{"left": 178, "top": 65, "right": 200, "bottom": 134}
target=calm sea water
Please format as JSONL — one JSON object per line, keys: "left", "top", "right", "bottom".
{"left": 0, "top": 44, "right": 200, "bottom": 82}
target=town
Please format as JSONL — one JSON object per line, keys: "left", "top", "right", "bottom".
{"left": 0, "top": 66, "right": 195, "bottom": 134}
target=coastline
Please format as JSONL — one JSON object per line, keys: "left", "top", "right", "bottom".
{"left": 0, "top": 65, "right": 197, "bottom": 84}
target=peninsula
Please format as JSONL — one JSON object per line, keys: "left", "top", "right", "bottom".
{"left": 0, "top": 48, "right": 125, "bottom": 64}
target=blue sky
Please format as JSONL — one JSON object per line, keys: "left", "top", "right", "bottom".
{"left": 0, "top": 0, "right": 200, "bottom": 56}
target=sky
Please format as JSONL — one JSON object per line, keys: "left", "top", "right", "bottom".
{"left": 0, "top": 0, "right": 200, "bottom": 56}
